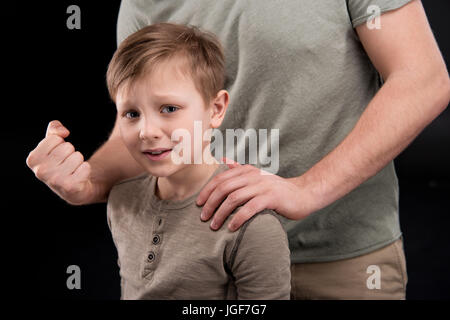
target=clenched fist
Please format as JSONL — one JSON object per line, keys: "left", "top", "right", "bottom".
{"left": 26, "top": 120, "right": 94, "bottom": 205}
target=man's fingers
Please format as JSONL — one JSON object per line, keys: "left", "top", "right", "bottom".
{"left": 200, "top": 175, "right": 250, "bottom": 222}
{"left": 37, "top": 150, "right": 83, "bottom": 183}
{"left": 27, "top": 134, "right": 66, "bottom": 169}
{"left": 196, "top": 164, "right": 256, "bottom": 206}
{"left": 228, "top": 197, "right": 267, "bottom": 232}
{"left": 46, "top": 120, "right": 70, "bottom": 138}
{"left": 58, "top": 151, "right": 85, "bottom": 176}
{"left": 47, "top": 142, "right": 76, "bottom": 166}
{"left": 209, "top": 184, "right": 260, "bottom": 230}
{"left": 27, "top": 121, "right": 71, "bottom": 170}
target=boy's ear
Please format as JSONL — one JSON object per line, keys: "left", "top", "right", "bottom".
{"left": 210, "top": 90, "right": 229, "bottom": 129}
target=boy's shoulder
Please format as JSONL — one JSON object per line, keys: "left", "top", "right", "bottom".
{"left": 227, "top": 208, "right": 287, "bottom": 251}
{"left": 238, "top": 209, "right": 286, "bottom": 238}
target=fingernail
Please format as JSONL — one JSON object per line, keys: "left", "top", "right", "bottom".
{"left": 200, "top": 210, "right": 206, "bottom": 220}
{"left": 210, "top": 221, "right": 217, "bottom": 229}
{"left": 228, "top": 222, "right": 236, "bottom": 231}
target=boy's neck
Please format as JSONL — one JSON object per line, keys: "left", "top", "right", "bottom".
{"left": 155, "top": 153, "right": 220, "bottom": 202}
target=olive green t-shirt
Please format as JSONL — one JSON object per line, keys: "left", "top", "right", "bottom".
{"left": 116, "top": 0, "right": 412, "bottom": 263}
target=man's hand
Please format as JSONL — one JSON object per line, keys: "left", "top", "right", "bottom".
{"left": 196, "top": 158, "right": 314, "bottom": 231}
{"left": 26, "top": 120, "right": 95, "bottom": 205}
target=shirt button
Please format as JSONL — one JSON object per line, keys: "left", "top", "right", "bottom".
{"left": 152, "top": 234, "right": 161, "bottom": 245}
{"left": 147, "top": 251, "right": 155, "bottom": 262}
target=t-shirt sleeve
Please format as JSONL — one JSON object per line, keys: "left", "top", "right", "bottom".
{"left": 116, "top": 0, "right": 151, "bottom": 47}
{"left": 347, "top": 0, "right": 413, "bottom": 28}
{"left": 228, "top": 211, "right": 291, "bottom": 300}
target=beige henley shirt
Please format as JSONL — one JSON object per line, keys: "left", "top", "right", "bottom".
{"left": 107, "top": 164, "right": 291, "bottom": 299}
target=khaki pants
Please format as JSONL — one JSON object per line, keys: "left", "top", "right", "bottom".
{"left": 290, "top": 238, "right": 408, "bottom": 300}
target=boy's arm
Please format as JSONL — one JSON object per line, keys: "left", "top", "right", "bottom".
{"left": 229, "top": 211, "right": 291, "bottom": 300}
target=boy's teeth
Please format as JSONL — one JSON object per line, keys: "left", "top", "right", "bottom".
{"left": 150, "top": 151, "right": 163, "bottom": 155}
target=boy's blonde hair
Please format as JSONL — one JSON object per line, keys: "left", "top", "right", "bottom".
{"left": 106, "top": 22, "right": 225, "bottom": 106}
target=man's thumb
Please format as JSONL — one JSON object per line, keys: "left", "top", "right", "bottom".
{"left": 46, "top": 120, "right": 70, "bottom": 138}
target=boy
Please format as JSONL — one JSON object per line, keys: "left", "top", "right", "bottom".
{"left": 105, "top": 22, "right": 291, "bottom": 299}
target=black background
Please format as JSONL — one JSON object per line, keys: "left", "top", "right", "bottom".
{"left": 7, "top": 1, "right": 449, "bottom": 300}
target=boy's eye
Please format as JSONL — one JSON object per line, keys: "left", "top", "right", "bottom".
{"left": 161, "top": 105, "right": 179, "bottom": 113}
{"left": 124, "top": 111, "right": 139, "bottom": 119}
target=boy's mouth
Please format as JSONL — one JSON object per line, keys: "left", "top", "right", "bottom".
{"left": 142, "top": 148, "right": 172, "bottom": 161}
{"left": 143, "top": 148, "right": 172, "bottom": 154}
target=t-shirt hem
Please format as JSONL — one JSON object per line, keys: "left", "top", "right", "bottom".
{"left": 290, "top": 232, "right": 402, "bottom": 264}
{"left": 351, "top": 0, "right": 413, "bottom": 28}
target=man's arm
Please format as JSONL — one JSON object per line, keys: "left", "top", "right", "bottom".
{"left": 291, "top": 0, "right": 450, "bottom": 214}
{"left": 197, "top": 0, "right": 450, "bottom": 230}
{"left": 27, "top": 1, "right": 148, "bottom": 206}
{"left": 86, "top": 115, "right": 145, "bottom": 203}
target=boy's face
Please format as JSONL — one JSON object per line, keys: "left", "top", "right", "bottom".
{"left": 115, "top": 56, "right": 228, "bottom": 177}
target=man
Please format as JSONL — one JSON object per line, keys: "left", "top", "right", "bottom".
{"left": 27, "top": 0, "right": 449, "bottom": 299}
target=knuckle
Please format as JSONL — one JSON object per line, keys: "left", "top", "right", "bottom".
{"left": 46, "top": 176, "right": 59, "bottom": 188}
{"left": 213, "top": 172, "right": 228, "bottom": 184}
{"left": 26, "top": 151, "right": 36, "bottom": 167}
{"left": 34, "top": 164, "right": 48, "bottom": 180}
{"left": 61, "top": 180, "right": 74, "bottom": 193}
{"left": 62, "top": 142, "right": 75, "bottom": 153}
{"left": 49, "top": 134, "right": 64, "bottom": 145}
{"left": 222, "top": 179, "right": 235, "bottom": 191}
{"left": 78, "top": 161, "right": 91, "bottom": 174}
{"left": 227, "top": 191, "right": 240, "bottom": 204}
{"left": 216, "top": 184, "right": 227, "bottom": 194}
{"left": 83, "top": 162, "right": 92, "bottom": 175}
{"left": 34, "top": 166, "right": 43, "bottom": 180}
{"left": 251, "top": 199, "right": 266, "bottom": 214}
{"left": 74, "top": 151, "right": 84, "bottom": 162}
{"left": 52, "top": 176, "right": 67, "bottom": 189}
{"left": 49, "top": 120, "right": 59, "bottom": 127}
{"left": 209, "top": 176, "right": 221, "bottom": 188}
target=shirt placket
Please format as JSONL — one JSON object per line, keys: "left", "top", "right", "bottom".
{"left": 141, "top": 201, "right": 166, "bottom": 279}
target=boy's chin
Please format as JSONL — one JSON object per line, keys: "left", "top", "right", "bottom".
{"left": 144, "top": 164, "right": 184, "bottom": 178}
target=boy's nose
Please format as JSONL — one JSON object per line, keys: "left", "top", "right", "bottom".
{"left": 139, "top": 119, "right": 164, "bottom": 141}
